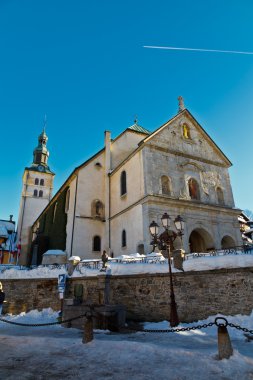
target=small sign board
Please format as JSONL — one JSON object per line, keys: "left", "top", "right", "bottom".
{"left": 58, "top": 274, "right": 67, "bottom": 293}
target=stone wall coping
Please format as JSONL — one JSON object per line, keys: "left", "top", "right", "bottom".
{"left": 0, "top": 277, "right": 58, "bottom": 283}
{"left": 92, "top": 267, "right": 253, "bottom": 280}
{"left": 1, "top": 266, "right": 252, "bottom": 283}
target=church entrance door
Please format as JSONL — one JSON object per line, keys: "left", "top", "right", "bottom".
{"left": 221, "top": 235, "right": 236, "bottom": 249}
{"left": 189, "top": 228, "right": 214, "bottom": 253}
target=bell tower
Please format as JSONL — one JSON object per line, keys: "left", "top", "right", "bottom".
{"left": 17, "top": 123, "right": 55, "bottom": 265}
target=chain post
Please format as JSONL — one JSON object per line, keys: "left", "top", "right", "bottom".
{"left": 215, "top": 318, "right": 233, "bottom": 360}
{"left": 82, "top": 311, "right": 94, "bottom": 344}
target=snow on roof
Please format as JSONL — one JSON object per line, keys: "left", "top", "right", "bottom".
{"left": 0, "top": 225, "right": 8, "bottom": 238}
{"left": 68, "top": 256, "right": 80, "bottom": 261}
{"left": 129, "top": 252, "right": 146, "bottom": 258}
{"left": 43, "top": 250, "right": 66, "bottom": 256}
{"left": 147, "top": 252, "right": 163, "bottom": 257}
{"left": 244, "top": 228, "right": 253, "bottom": 234}
{"left": 0, "top": 220, "right": 15, "bottom": 232}
{"left": 0, "top": 221, "right": 16, "bottom": 251}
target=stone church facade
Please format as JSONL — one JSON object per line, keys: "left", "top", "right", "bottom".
{"left": 31, "top": 99, "right": 242, "bottom": 262}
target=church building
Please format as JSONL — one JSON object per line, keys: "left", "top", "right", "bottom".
{"left": 17, "top": 127, "right": 54, "bottom": 265}
{"left": 31, "top": 98, "right": 242, "bottom": 263}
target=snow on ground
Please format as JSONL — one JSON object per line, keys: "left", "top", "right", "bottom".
{"left": 0, "top": 252, "right": 253, "bottom": 279}
{"left": 0, "top": 308, "right": 253, "bottom": 380}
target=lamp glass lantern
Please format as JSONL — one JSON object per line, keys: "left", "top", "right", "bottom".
{"left": 174, "top": 215, "right": 185, "bottom": 233}
{"left": 161, "top": 212, "right": 171, "bottom": 229}
{"left": 149, "top": 221, "right": 159, "bottom": 237}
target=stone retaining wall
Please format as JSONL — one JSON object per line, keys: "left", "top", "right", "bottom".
{"left": 1, "top": 267, "right": 253, "bottom": 322}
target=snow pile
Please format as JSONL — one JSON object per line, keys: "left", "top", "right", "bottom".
{"left": 0, "top": 308, "right": 253, "bottom": 379}
{"left": 43, "top": 250, "right": 66, "bottom": 255}
{"left": 0, "top": 266, "right": 71, "bottom": 279}
{"left": 183, "top": 253, "right": 253, "bottom": 271}
{"left": 0, "top": 252, "right": 253, "bottom": 279}
{"left": 5, "top": 308, "right": 59, "bottom": 324}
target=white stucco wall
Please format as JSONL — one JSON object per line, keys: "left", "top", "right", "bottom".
{"left": 110, "top": 151, "right": 144, "bottom": 216}
{"left": 71, "top": 218, "right": 105, "bottom": 259}
{"left": 75, "top": 152, "right": 105, "bottom": 217}
{"left": 111, "top": 130, "right": 146, "bottom": 169}
{"left": 110, "top": 204, "right": 144, "bottom": 256}
{"left": 65, "top": 152, "right": 106, "bottom": 259}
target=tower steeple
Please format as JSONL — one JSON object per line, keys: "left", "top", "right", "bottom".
{"left": 33, "top": 127, "right": 49, "bottom": 167}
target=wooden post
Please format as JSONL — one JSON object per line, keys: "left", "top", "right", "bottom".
{"left": 82, "top": 313, "right": 93, "bottom": 344}
{"left": 217, "top": 325, "right": 233, "bottom": 359}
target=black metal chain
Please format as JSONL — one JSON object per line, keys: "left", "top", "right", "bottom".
{"left": 227, "top": 322, "right": 253, "bottom": 335}
{"left": 0, "top": 314, "right": 252, "bottom": 335}
{"left": 0, "top": 313, "right": 89, "bottom": 327}
{"left": 126, "top": 322, "right": 215, "bottom": 333}
{"left": 126, "top": 317, "right": 253, "bottom": 334}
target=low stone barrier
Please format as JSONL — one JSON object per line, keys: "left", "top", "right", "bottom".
{"left": 1, "top": 267, "right": 253, "bottom": 322}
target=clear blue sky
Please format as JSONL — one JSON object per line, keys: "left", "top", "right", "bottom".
{"left": 1, "top": 0, "right": 253, "bottom": 222}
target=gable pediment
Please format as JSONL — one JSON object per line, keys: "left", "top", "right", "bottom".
{"left": 142, "top": 110, "right": 231, "bottom": 167}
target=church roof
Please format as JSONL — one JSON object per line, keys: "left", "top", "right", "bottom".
{"left": 127, "top": 123, "right": 150, "bottom": 135}
{"left": 25, "top": 165, "right": 55, "bottom": 175}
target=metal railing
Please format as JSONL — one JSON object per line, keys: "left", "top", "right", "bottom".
{"left": 185, "top": 245, "right": 253, "bottom": 260}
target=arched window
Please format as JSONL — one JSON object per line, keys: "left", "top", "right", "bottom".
{"left": 188, "top": 178, "right": 200, "bottom": 200}
{"left": 93, "top": 236, "right": 101, "bottom": 251}
{"left": 40, "top": 179, "right": 44, "bottom": 186}
{"left": 120, "top": 170, "right": 127, "bottom": 196}
{"left": 161, "top": 175, "right": 171, "bottom": 195}
{"left": 65, "top": 188, "right": 70, "bottom": 212}
{"left": 39, "top": 190, "right": 43, "bottom": 197}
{"left": 35, "top": 178, "right": 39, "bottom": 185}
{"left": 217, "top": 187, "right": 224, "bottom": 205}
{"left": 182, "top": 124, "right": 191, "bottom": 139}
{"left": 34, "top": 189, "right": 38, "bottom": 197}
{"left": 122, "top": 230, "right": 127, "bottom": 247}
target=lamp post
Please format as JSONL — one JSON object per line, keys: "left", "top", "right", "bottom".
{"left": 149, "top": 212, "right": 185, "bottom": 327}
{"left": 31, "top": 228, "right": 40, "bottom": 266}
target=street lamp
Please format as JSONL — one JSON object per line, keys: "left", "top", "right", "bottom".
{"left": 67, "top": 256, "right": 81, "bottom": 276}
{"left": 149, "top": 213, "right": 185, "bottom": 327}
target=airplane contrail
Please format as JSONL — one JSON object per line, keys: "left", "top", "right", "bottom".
{"left": 143, "top": 45, "right": 253, "bottom": 55}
